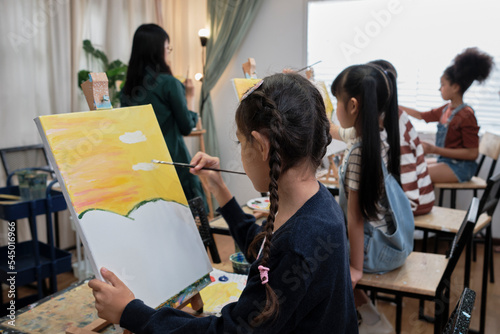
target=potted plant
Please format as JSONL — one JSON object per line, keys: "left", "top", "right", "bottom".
{"left": 77, "top": 40, "right": 128, "bottom": 107}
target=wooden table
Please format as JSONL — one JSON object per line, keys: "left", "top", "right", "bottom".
{"left": 0, "top": 279, "right": 114, "bottom": 334}
{"left": 0, "top": 272, "right": 215, "bottom": 334}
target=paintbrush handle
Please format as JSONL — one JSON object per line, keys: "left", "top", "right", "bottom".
{"left": 296, "top": 60, "right": 322, "bottom": 73}
{"left": 152, "top": 160, "right": 246, "bottom": 175}
{"left": 200, "top": 166, "right": 247, "bottom": 175}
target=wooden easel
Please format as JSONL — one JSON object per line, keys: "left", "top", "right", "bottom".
{"left": 242, "top": 58, "right": 257, "bottom": 79}
{"left": 187, "top": 118, "right": 214, "bottom": 219}
{"left": 66, "top": 293, "right": 205, "bottom": 334}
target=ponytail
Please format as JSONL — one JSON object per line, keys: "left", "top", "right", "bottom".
{"left": 367, "top": 60, "right": 401, "bottom": 182}
{"left": 359, "top": 76, "right": 383, "bottom": 219}
{"left": 383, "top": 70, "right": 401, "bottom": 182}
{"left": 444, "top": 47, "right": 494, "bottom": 94}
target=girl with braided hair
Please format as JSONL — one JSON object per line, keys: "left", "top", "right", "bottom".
{"left": 89, "top": 73, "right": 358, "bottom": 333}
{"left": 401, "top": 47, "right": 494, "bottom": 183}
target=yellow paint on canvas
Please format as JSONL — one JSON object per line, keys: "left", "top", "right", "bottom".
{"left": 233, "top": 78, "right": 334, "bottom": 121}
{"left": 38, "top": 105, "right": 187, "bottom": 217}
{"left": 232, "top": 78, "right": 262, "bottom": 101}
{"left": 316, "top": 81, "right": 334, "bottom": 121}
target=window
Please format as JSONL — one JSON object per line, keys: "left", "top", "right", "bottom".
{"left": 307, "top": 0, "right": 500, "bottom": 134}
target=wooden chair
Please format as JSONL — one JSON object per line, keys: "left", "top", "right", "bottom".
{"left": 357, "top": 197, "right": 479, "bottom": 334}
{"left": 188, "top": 196, "right": 221, "bottom": 263}
{"left": 415, "top": 172, "right": 500, "bottom": 334}
{"left": 442, "top": 287, "right": 476, "bottom": 334}
{"left": 434, "top": 131, "right": 500, "bottom": 209}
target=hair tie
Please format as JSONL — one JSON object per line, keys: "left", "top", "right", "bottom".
{"left": 258, "top": 265, "right": 270, "bottom": 284}
{"left": 241, "top": 79, "right": 264, "bottom": 101}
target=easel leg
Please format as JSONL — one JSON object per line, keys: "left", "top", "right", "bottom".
{"left": 177, "top": 292, "right": 205, "bottom": 316}
{"left": 189, "top": 292, "right": 204, "bottom": 313}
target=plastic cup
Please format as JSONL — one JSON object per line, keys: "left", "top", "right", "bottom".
{"left": 15, "top": 170, "right": 47, "bottom": 201}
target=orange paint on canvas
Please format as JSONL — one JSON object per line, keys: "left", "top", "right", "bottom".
{"left": 38, "top": 105, "right": 187, "bottom": 217}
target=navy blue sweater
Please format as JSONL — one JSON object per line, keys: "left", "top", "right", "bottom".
{"left": 120, "top": 184, "right": 358, "bottom": 333}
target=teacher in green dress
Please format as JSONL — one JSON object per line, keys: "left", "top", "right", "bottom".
{"left": 121, "top": 23, "right": 207, "bottom": 207}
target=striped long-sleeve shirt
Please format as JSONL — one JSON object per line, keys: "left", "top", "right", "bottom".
{"left": 399, "top": 109, "right": 435, "bottom": 215}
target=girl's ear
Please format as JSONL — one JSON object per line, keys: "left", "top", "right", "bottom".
{"left": 250, "top": 130, "right": 271, "bottom": 161}
{"left": 348, "top": 97, "right": 360, "bottom": 118}
{"left": 451, "top": 83, "right": 461, "bottom": 94}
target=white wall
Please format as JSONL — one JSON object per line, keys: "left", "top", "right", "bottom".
{"left": 210, "top": 0, "right": 308, "bottom": 205}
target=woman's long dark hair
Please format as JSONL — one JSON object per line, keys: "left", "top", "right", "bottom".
{"left": 235, "top": 73, "right": 331, "bottom": 325}
{"left": 331, "top": 65, "right": 400, "bottom": 220}
{"left": 443, "top": 47, "right": 493, "bottom": 95}
{"left": 122, "top": 24, "right": 173, "bottom": 97}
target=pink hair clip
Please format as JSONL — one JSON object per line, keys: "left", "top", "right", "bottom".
{"left": 258, "top": 265, "right": 270, "bottom": 284}
{"left": 241, "top": 79, "right": 264, "bottom": 101}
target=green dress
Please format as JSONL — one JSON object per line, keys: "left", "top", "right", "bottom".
{"left": 120, "top": 73, "right": 207, "bottom": 206}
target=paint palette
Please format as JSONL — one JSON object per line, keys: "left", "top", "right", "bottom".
{"left": 246, "top": 196, "right": 270, "bottom": 212}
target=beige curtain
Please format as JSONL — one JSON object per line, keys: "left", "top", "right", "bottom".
{"left": 0, "top": 0, "right": 73, "bottom": 247}
{"left": 159, "top": 0, "right": 207, "bottom": 112}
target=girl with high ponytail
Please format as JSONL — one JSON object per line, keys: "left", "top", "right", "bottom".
{"left": 89, "top": 73, "right": 358, "bottom": 333}
{"left": 401, "top": 47, "right": 494, "bottom": 183}
{"left": 330, "top": 64, "right": 414, "bottom": 332}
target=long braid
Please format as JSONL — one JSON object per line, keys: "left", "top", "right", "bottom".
{"left": 251, "top": 99, "right": 282, "bottom": 325}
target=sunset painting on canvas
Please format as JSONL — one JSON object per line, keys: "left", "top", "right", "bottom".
{"left": 38, "top": 104, "right": 186, "bottom": 217}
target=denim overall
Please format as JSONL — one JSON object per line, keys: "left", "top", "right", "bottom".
{"left": 339, "top": 142, "right": 414, "bottom": 274}
{"left": 436, "top": 104, "right": 478, "bottom": 182}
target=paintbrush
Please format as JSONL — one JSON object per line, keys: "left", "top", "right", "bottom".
{"left": 152, "top": 159, "right": 246, "bottom": 175}
{"left": 296, "top": 60, "right": 322, "bottom": 73}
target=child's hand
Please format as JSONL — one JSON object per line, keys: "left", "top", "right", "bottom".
{"left": 190, "top": 152, "right": 232, "bottom": 207}
{"left": 421, "top": 141, "right": 435, "bottom": 155}
{"left": 190, "top": 152, "right": 225, "bottom": 192}
{"left": 88, "top": 267, "right": 135, "bottom": 324}
{"left": 349, "top": 266, "right": 363, "bottom": 289}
